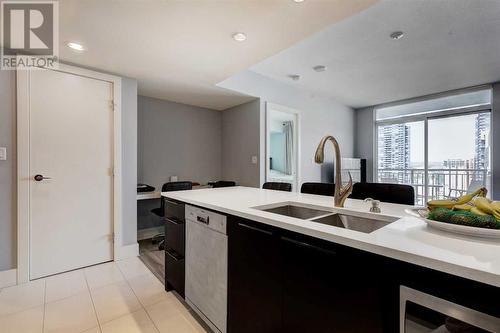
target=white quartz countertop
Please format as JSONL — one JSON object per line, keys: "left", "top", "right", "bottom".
{"left": 163, "top": 186, "right": 500, "bottom": 287}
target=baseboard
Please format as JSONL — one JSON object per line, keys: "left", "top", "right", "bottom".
{"left": 116, "top": 243, "right": 139, "bottom": 260}
{"left": 0, "top": 268, "right": 17, "bottom": 288}
{"left": 137, "top": 226, "right": 163, "bottom": 241}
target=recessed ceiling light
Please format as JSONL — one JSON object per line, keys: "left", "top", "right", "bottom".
{"left": 232, "top": 32, "right": 247, "bottom": 42}
{"left": 293, "top": 0, "right": 305, "bottom": 3}
{"left": 313, "top": 65, "right": 327, "bottom": 72}
{"left": 390, "top": 31, "right": 404, "bottom": 40}
{"left": 67, "top": 42, "right": 85, "bottom": 51}
{"left": 289, "top": 74, "right": 301, "bottom": 81}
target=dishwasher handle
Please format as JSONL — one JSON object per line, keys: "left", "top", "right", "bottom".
{"left": 196, "top": 215, "right": 210, "bottom": 225}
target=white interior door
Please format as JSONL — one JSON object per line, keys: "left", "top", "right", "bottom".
{"left": 29, "top": 68, "right": 114, "bottom": 279}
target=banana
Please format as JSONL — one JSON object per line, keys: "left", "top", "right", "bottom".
{"left": 454, "top": 187, "right": 488, "bottom": 205}
{"left": 453, "top": 204, "right": 473, "bottom": 211}
{"left": 427, "top": 187, "right": 488, "bottom": 210}
{"left": 491, "top": 201, "right": 500, "bottom": 212}
{"left": 471, "top": 206, "right": 488, "bottom": 216}
{"left": 427, "top": 200, "right": 456, "bottom": 210}
{"left": 474, "top": 197, "right": 495, "bottom": 215}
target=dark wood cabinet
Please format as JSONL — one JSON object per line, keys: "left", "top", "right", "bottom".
{"left": 209, "top": 209, "right": 498, "bottom": 333}
{"left": 164, "top": 199, "right": 186, "bottom": 297}
{"left": 165, "top": 217, "right": 184, "bottom": 256}
{"left": 227, "top": 216, "right": 397, "bottom": 333}
{"left": 280, "top": 231, "right": 396, "bottom": 333}
{"left": 165, "top": 249, "right": 185, "bottom": 296}
{"left": 227, "top": 217, "right": 282, "bottom": 333}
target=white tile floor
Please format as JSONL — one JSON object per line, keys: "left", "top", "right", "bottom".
{"left": 0, "top": 257, "right": 207, "bottom": 333}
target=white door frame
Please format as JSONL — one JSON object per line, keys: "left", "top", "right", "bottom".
{"left": 17, "top": 63, "right": 122, "bottom": 283}
{"left": 265, "top": 102, "right": 301, "bottom": 191}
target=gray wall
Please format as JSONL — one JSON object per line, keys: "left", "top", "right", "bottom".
{"left": 121, "top": 78, "right": 138, "bottom": 246}
{"left": 0, "top": 70, "right": 16, "bottom": 271}
{"left": 221, "top": 99, "right": 261, "bottom": 187}
{"left": 138, "top": 96, "right": 222, "bottom": 188}
{"left": 0, "top": 69, "right": 138, "bottom": 272}
{"left": 218, "top": 70, "right": 355, "bottom": 187}
{"left": 354, "top": 106, "right": 375, "bottom": 182}
{"left": 492, "top": 83, "right": 500, "bottom": 200}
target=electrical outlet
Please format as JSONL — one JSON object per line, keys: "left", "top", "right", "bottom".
{"left": 0, "top": 147, "right": 6, "bottom": 161}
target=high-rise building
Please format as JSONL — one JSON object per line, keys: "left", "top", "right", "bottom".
{"left": 474, "top": 113, "right": 490, "bottom": 170}
{"left": 377, "top": 124, "right": 410, "bottom": 182}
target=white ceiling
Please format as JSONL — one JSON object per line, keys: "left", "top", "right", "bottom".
{"left": 58, "top": 0, "right": 377, "bottom": 110}
{"left": 250, "top": 0, "right": 500, "bottom": 108}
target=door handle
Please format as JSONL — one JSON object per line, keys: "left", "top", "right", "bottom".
{"left": 166, "top": 249, "right": 183, "bottom": 261}
{"left": 238, "top": 223, "right": 273, "bottom": 236}
{"left": 34, "top": 174, "right": 52, "bottom": 181}
{"left": 281, "top": 236, "right": 337, "bottom": 256}
{"left": 166, "top": 217, "right": 184, "bottom": 225}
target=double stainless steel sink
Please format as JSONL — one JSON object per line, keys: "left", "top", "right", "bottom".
{"left": 262, "top": 204, "right": 331, "bottom": 220}
{"left": 257, "top": 203, "right": 397, "bottom": 234}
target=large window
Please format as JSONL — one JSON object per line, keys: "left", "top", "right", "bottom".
{"left": 375, "top": 88, "right": 492, "bottom": 206}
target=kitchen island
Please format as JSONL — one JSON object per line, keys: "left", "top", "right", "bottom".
{"left": 163, "top": 186, "right": 500, "bottom": 333}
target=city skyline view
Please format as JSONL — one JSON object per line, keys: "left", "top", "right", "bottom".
{"left": 378, "top": 112, "right": 491, "bottom": 170}
{"left": 377, "top": 112, "right": 491, "bottom": 203}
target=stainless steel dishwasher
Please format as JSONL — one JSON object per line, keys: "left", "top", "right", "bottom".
{"left": 185, "top": 205, "right": 227, "bottom": 333}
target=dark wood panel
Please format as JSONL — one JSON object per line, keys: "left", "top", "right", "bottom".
{"left": 165, "top": 199, "right": 185, "bottom": 221}
{"left": 280, "top": 231, "right": 394, "bottom": 333}
{"left": 165, "top": 249, "right": 185, "bottom": 297}
{"left": 165, "top": 217, "right": 185, "bottom": 256}
{"left": 227, "top": 217, "right": 283, "bottom": 333}
{"left": 164, "top": 200, "right": 186, "bottom": 297}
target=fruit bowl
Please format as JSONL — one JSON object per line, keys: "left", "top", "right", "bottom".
{"left": 407, "top": 188, "right": 500, "bottom": 239}
{"left": 406, "top": 207, "right": 500, "bottom": 238}
{"left": 424, "top": 218, "right": 500, "bottom": 239}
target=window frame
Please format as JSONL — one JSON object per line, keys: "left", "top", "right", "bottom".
{"left": 374, "top": 104, "right": 492, "bottom": 205}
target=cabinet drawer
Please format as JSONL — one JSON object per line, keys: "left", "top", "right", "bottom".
{"left": 165, "top": 217, "right": 185, "bottom": 256}
{"left": 165, "top": 199, "right": 185, "bottom": 221}
{"left": 165, "top": 249, "right": 185, "bottom": 297}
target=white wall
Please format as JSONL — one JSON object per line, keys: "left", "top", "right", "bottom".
{"left": 221, "top": 99, "right": 261, "bottom": 187}
{"left": 218, "top": 70, "right": 356, "bottom": 187}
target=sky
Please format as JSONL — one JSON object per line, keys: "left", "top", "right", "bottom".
{"left": 407, "top": 113, "right": 488, "bottom": 167}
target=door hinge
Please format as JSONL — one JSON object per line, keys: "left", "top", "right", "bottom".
{"left": 109, "top": 101, "right": 116, "bottom": 111}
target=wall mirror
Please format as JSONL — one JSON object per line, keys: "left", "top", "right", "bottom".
{"left": 266, "top": 103, "right": 300, "bottom": 191}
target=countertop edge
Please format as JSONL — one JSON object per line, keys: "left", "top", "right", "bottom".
{"left": 163, "top": 192, "right": 500, "bottom": 288}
